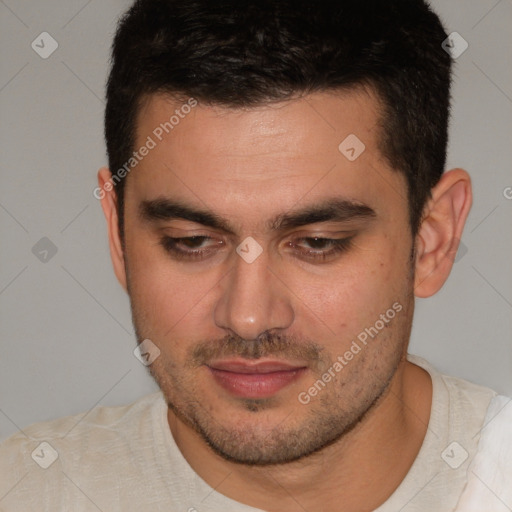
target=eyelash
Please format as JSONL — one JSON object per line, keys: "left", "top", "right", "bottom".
{"left": 159, "top": 235, "right": 354, "bottom": 262}
{"left": 289, "top": 236, "right": 353, "bottom": 261}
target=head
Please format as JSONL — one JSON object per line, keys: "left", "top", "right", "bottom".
{"left": 98, "top": 0, "right": 472, "bottom": 465}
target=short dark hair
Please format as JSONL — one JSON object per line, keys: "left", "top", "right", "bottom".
{"left": 105, "top": 0, "right": 452, "bottom": 241}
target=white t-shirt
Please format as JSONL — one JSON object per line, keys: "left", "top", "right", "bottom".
{"left": 0, "top": 355, "right": 507, "bottom": 511}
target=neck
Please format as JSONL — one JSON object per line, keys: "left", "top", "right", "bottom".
{"left": 168, "top": 359, "right": 432, "bottom": 512}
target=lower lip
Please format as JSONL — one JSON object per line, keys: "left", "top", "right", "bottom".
{"left": 208, "top": 367, "right": 306, "bottom": 399}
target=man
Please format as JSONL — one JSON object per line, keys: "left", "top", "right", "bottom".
{"left": 1, "top": 0, "right": 510, "bottom": 510}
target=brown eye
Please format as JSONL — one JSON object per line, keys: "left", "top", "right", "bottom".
{"left": 160, "top": 236, "right": 223, "bottom": 260}
{"left": 177, "top": 236, "right": 210, "bottom": 249}
{"left": 290, "top": 236, "right": 354, "bottom": 262}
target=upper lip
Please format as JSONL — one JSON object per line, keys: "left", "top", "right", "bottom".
{"left": 207, "top": 359, "right": 306, "bottom": 374}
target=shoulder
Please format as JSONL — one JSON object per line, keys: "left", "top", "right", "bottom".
{"left": 408, "top": 355, "right": 511, "bottom": 510}
{"left": 1, "top": 391, "right": 164, "bottom": 448}
{"left": 440, "top": 370, "right": 497, "bottom": 423}
{"left": 0, "top": 392, "right": 165, "bottom": 510}
{"left": 454, "top": 395, "right": 512, "bottom": 511}
{"left": 408, "top": 354, "right": 497, "bottom": 421}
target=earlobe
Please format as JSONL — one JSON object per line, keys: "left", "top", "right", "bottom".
{"left": 97, "top": 167, "right": 128, "bottom": 292}
{"left": 414, "top": 168, "right": 472, "bottom": 298}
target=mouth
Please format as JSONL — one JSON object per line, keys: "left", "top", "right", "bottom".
{"left": 206, "top": 359, "right": 307, "bottom": 399}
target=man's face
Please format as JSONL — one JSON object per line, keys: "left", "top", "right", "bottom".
{"left": 121, "top": 89, "right": 416, "bottom": 464}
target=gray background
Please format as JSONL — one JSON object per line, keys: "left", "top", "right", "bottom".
{"left": 0, "top": 0, "right": 511, "bottom": 441}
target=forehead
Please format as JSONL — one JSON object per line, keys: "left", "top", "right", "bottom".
{"left": 136, "top": 88, "right": 380, "bottom": 155}
{"left": 127, "top": 89, "right": 407, "bottom": 229}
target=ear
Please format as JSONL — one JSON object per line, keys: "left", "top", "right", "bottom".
{"left": 414, "top": 168, "right": 472, "bottom": 298}
{"left": 97, "top": 167, "right": 128, "bottom": 292}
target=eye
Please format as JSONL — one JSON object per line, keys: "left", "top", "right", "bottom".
{"left": 289, "top": 236, "right": 353, "bottom": 262}
{"left": 160, "top": 236, "right": 223, "bottom": 260}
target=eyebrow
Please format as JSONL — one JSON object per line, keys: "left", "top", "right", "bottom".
{"left": 139, "top": 197, "right": 376, "bottom": 233}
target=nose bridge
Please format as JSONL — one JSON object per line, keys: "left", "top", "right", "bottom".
{"left": 214, "top": 250, "right": 294, "bottom": 339}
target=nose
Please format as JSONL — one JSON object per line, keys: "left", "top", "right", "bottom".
{"left": 214, "top": 246, "right": 294, "bottom": 340}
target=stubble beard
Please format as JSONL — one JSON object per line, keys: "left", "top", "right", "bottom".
{"left": 136, "top": 299, "right": 413, "bottom": 466}
{"left": 125, "top": 245, "right": 416, "bottom": 466}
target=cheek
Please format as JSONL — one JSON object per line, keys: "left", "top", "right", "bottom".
{"left": 290, "top": 238, "right": 410, "bottom": 339}
{"left": 126, "top": 241, "right": 223, "bottom": 338}
{"left": 125, "top": 219, "right": 411, "bottom": 346}
{"left": 127, "top": 244, "right": 190, "bottom": 326}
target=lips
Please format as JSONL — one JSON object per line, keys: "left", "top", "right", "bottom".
{"left": 207, "top": 359, "right": 307, "bottom": 399}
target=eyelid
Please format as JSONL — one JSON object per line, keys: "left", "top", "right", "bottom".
{"left": 285, "top": 232, "right": 356, "bottom": 247}
{"left": 290, "top": 234, "right": 355, "bottom": 247}
{"left": 159, "top": 235, "right": 225, "bottom": 259}
{"left": 160, "top": 226, "right": 221, "bottom": 237}
{"left": 159, "top": 230, "right": 357, "bottom": 264}
{"left": 286, "top": 234, "right": 355, "bottom": 259}
{"left": 285, "top": 226, "right": 358, "bottom": 237}
{"left": 161, "top": 234, "right": 222, "bottom": 246}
